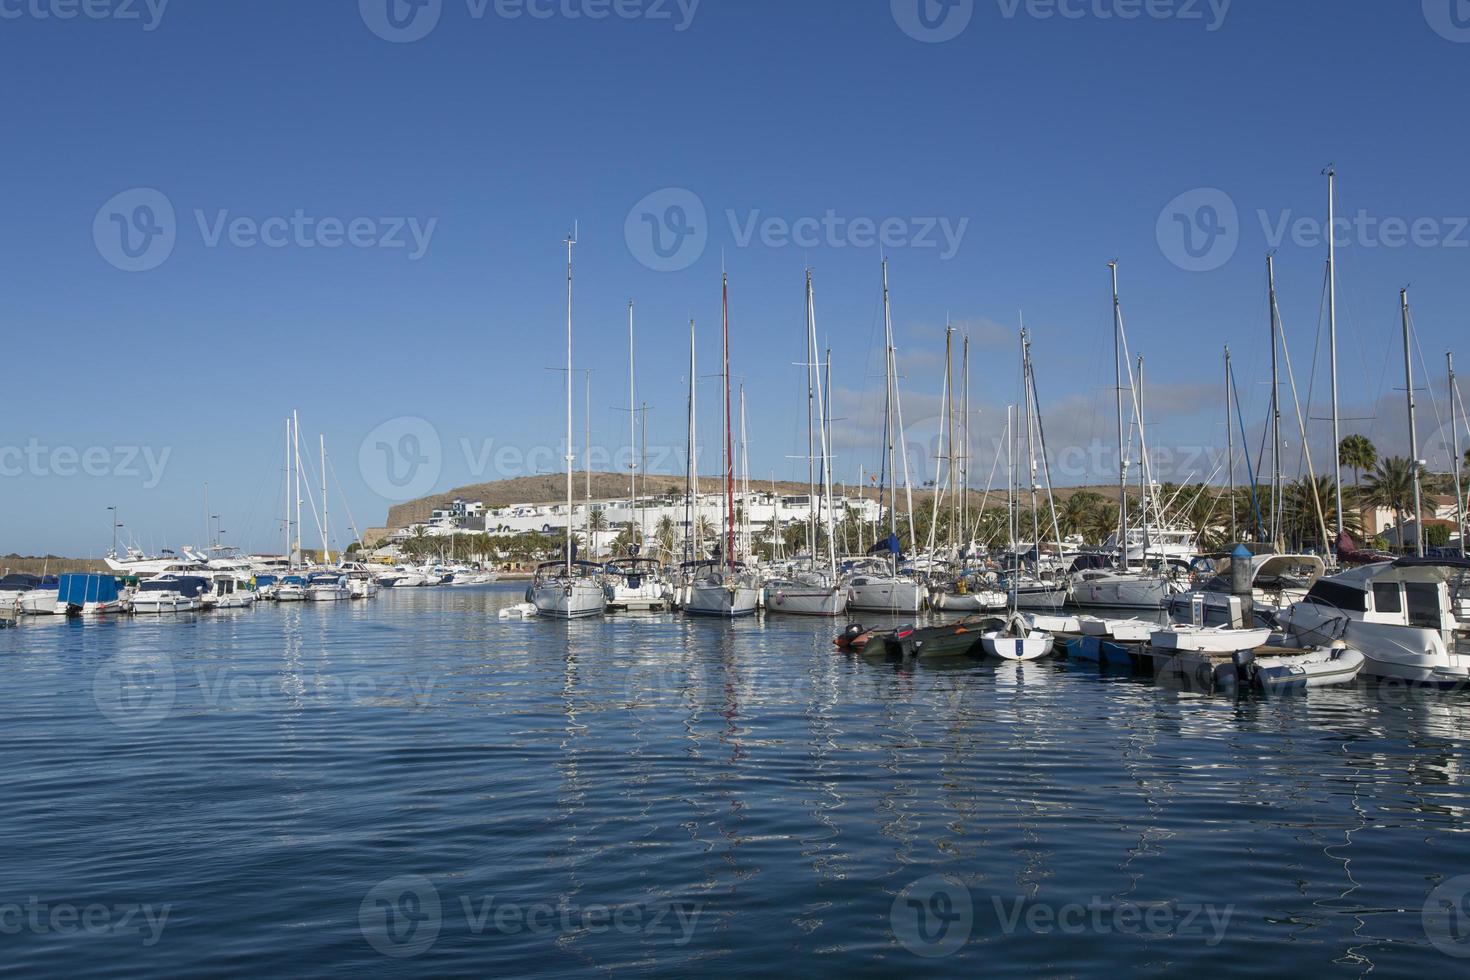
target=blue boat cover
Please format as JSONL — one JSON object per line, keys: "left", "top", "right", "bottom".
{"left": 59, "top": 574, "right": 121, "bottom": 606}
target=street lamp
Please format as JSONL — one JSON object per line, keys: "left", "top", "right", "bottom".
{"left": 107, "top": 506, "right": 119, "bottom": 556}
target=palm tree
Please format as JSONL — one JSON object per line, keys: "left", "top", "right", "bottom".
{"left": 1364, "top": 456, "right": 1423, "bottom": 547}
{"left": 655, "top": 515, "right": 677, "bottom": 560}
{"left": 1082, "top": 505, "right": 1120, "bottom": 548}
{"left": 1339, "top": 435, "right": 1377, "bottom": 489}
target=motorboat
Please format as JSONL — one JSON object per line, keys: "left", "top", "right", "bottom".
{"left": 1149, "top": 625, "right": 1274, "bottom": 654}
{"left": 275, "top": 576, "right": 308, "bottom": 602}
{"left": 604, "top": 556, "right": 671, "bottom": 612}
{"left": 530, "top": 561, "right": 606, "bottom": 619}
{"left": 130, "top": 575, "right": 209, "bottom": 613}
{"left": 0, "top": 574, "right": 46, "bottom": 613}
{"left": 57, "top": 573, "right": 126, "bottom": 615}
{"left": 306, "top": 573, "right": 351, "bottom": 602}
{"left": 202, "top": 575, "right": 256, "bottom": 609}
{"left": 104, "top": 546, "right": 204, "bottom": 578}
{"left": 1277, "top": 558, "right": 1470, "bottom": 686}
{"left": 1168, "top": 552, "right": 1326, "bottom": 625}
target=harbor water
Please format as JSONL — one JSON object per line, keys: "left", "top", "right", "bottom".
{"left": 3, "top": 583, "right": 1469, "bottom": 976}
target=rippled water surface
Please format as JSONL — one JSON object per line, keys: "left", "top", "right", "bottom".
{"left": 4, "top": 583, "right": 1470, "bottom": 976}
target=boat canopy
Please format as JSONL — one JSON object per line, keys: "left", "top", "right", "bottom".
{"left": 0, "top": 574, "right": 42, "bottom": 591}
{"left": 58, "top": 574, "right": 121, "bottom": 606}
{"left": 138, "top": 576, "right": 209, "bottom": 597}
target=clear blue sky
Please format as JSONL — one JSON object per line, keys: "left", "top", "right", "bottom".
{"left": 3, "top": 0, "right": 1468, "bottom": 556}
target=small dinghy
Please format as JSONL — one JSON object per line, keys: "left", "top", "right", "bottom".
{"left": 834, "top": 622, "right": 917, "bottom": 657}
{"left": 1237, "top": 641, "right": 1366, "bottom": 694}
{"left": 1149, "top": 625, "right": 1272, "bottom": 654}
{"left": 1021, "top": 612, "right": 1082, "bottom": 635}
{"left": 980, "top": 615, "right": 1056, "bottom": 662}
{"left": 1078, "top": 616, "right": 1155, "bottom": 642}
{"left": 499, "top": 602, "right": 540, "bottom": 620}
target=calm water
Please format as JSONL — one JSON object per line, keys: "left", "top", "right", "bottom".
{"left": 3, "top": 584, "right": 1470, "bottom": 977}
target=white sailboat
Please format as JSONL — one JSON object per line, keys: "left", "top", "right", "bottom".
{"left": 846, "top": 261, "right": 924, "bottom": 615}
{"left": 530, "top": 227, "right": 606, "bottom": 620}
{"left": 683, "top": 272, "right": 761, "bottom": 618}
{"left": 766, "top": 270, "right": 847, "bottom": 617}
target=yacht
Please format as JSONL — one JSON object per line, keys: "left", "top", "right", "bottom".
{"left": 845, "top": 559, "right": 925, "bottom": 615}
{"left": 766, "top": 565, "right": 848, "bottom": 617}
{"left": 604, "top": 556, "right": 670, "bottom": 612}
{"left": 1278, "top": 558, "right": 1470, "bottom": 686}
{"left": 130, "top": 575, "right": 209, "bottom": 613}
{"left": 1071, "top": 565, "right": 1184, "bottom": 610}
{"left": 202, "top": 575, "right": 257, "bottom": 609}
{"left": 58, "top": 573, "right": 127, "bottom": 615}
{"left": 275, "top": 575, "right": 308, "bottom": 602}
{"left": 680, "top": 560, "right": 762, "bottom": 618}
{"left": 529, "top": 561, "right": 606, "bottom": 619}
{"left": 306, "top": 572, "right": 351, "bottom": 602}
{"left": 104, "top": 547, "right": 203, "bottom": 578}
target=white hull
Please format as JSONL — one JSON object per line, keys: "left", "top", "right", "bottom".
{"left": 531, "top": 580, "right": 606, "bottom": 619}
{"left": 931, "top": 590, "right": 1008, "bottom": 613}
{"left": 1281, "top": 603, "right": 1470, "bottom": 686}
{"left": 1073, "top": 575, "right": 1175, "bottom": 610}
{"left": 846, "top": 578, "right": 923, "bottom": 615}
{"left": 766, "top": 586, "right": 847, "bottom": 617}
{"left": 684, "top": 582, "right": 761, "bottom": 618}
{"left": 1011, "top": 586, "right": 1070, "bottom": 611}
{"left": 1078, "top": 616, "right": 1155, "bottom": 642}
{"left": 606, "top": 584, "right": 670, "bottom": 612}
{"left": 131, "top": 596, "right": 201, "bottom": 614}
{"left": 1149, "top": 626, "right": 1272, "bottom": 654}
{"left": 308, "top": 587, "right": 350, "bottom": 602}
{"left": 981, "top": 631, "right": 1055, "bottom": 662}
{"left": 18, "top": 592, "right": 63, "bottom": 616}
{"left": 1024, "top": 613, "right": 1083, "bottom": 634}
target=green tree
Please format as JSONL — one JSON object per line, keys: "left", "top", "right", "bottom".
{"left": 1364, "top": 456, "right": 1424, "bottom": 547}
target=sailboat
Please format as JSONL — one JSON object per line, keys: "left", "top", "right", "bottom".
{"left": 766, "top": 270, "right": 848, "bottom": 617}
{"left": 682, "top": 272, "right": 762, "bottom": 617}
{"left": 1071, "top": 263, "right": 1182, "bottom": 611}
{"left": 530, "top": 227, "right": 607, "bottom": 620}
{"left": 846, "top": 260, "right": 924, "bottom": 615}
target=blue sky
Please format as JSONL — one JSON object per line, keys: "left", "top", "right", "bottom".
{"left": 3, "top": 0, "right": 1468, "bottom": 556}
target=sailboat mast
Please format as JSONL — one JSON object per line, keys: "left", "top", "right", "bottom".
{"left": 1326, "top": 167, "right": 1345, "bottom": 539}
{"left": 628, "top": 300, "right": 637, "bottom": 541}
{"left": 1110, "top": 262, "right": 1128, "bottom": 567}
{"left": 584, "top": 371, "right": 592, "bottom": 555}
{"left": 1452, "top": 352, "right": 1466, "bottom": 558}
{"left": 1024, "top": 328, "right": 1041, "bottom": 558}
{"left": 293, "top": 409, "right": 302, "bottom": 567}
{"left": 283, "top": 418, "right": 291, "bottom": 565}
{"left": 1403, "top": 288, "right": 1424, "bottom": 558}
{"left": 687, "top": 319, "right": 698, "bottom": 561}
{"left": 1225, "top": 346, "right": 1236, "bottom": 543}
{"left": 723, "top": 273, "right": 735, "bottom": 566}
{"left": 961, "top": 333, "right": 970, "bottom": 554}
{"left": 1268, "top": 253, "right": 1283, "bottom": 547}
{"left": 881, "top": 260, "right": 897, "bottom": 545}
{"left": 740, "top": 384, "right": 751, "bottom": 558}
{"left": 805, "top": 270, "right": 818, "bottom": 560}
{"left": 823, "top": 347, "right": 836, "bottom": 575}
{"left": 321, "top": 434, "right": 329, "bottom": 565}
{"left": 564, "top": 229, "right": 576, "bottom": 575}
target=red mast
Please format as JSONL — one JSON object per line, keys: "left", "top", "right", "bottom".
{"left": 723, "top": 272, "right": 735, "bottom": 567}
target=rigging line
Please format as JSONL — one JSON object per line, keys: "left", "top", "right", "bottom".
{"left": 1275, "top": 295, "right": 1333, "bottom": 548}
{"left": 1232, "top": 363, "right": 1267, "bottom": 540}
{"left": 327, "top": 455, "right": 366, "bottom": 552}
{"left": 1408, "top": 308, "right": 1449, "bottom": 459}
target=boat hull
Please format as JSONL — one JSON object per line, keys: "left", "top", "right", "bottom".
{"left": 683, "top": 583, "right": 761, "bottom": 618}
{"left": 846, "top": 578, "right": 924, "bottom": 615}
{"left": 766, "top": 587, "right": 847, "bottom": 617}
{"left": 531, "top": 581, "right": 606, "bottom": 619}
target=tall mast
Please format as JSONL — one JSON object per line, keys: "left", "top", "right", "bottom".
{"left": 1225, "top": 346, "right": 1236, "bottom": 542}
{"left": 1403, "top": 288, "right": 1424, "bottom": 557}
{"left": 823, "top": 347, "right": 836, "bottom": 575}
{"left": 882, "top": 260, "right": 898, "bottom": 546}
{"left": 723, "top": 273, "right": 735, "bottom": 566}
{"left": 961, "top": 333, "right": 970, "bottom": 555}
{"left": 1110, "top": 262, "right": 1128, "bottom": 566}
{"left": 1268, "top": 253, "right": 1283, "bottom": 547}
{"left": 940, "top": 323, "right": 954, "bottom": 554}
{"left": 283, "top": 418, "right": 291, "bottom": 565}
{"left": 807, "top": 278, "right": 837, "bottom": 577}
{"left": 321, "top": 434, "right": 330, "bottom": 565}
{"left": 293, "top": 408, "right": 302, "bottom": 567}
{"left": 639, "top": 401, "right": 648, "bottom": 551}
{"left": 1006, "top": 405, "right": 1016, "bottom": 573}
{"left": 628, "top": 300, "right": 637, "bottom": 544}
{"left": 1452, "top": 352, "right": 1466, "bottom": 558}
{"left": 1326, "top": 167, "right": 1345, "bottom": 539}
{"left": 1023, "top": 325, "right": 1040, "bottom": 558}
{"left": 740, "top": 384, "right": 751, "bottom": 559}
{"left": 564, "top": 228, "right": 576, "bottom": 575}
{"left": 805, "top": 270, "right": 818, "bottom": 561}
{"left": 687, "top": 319, "right": 698, "bottom": 561}
{"left": 584, "top": 370, "right": 592, "bottom": 554}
